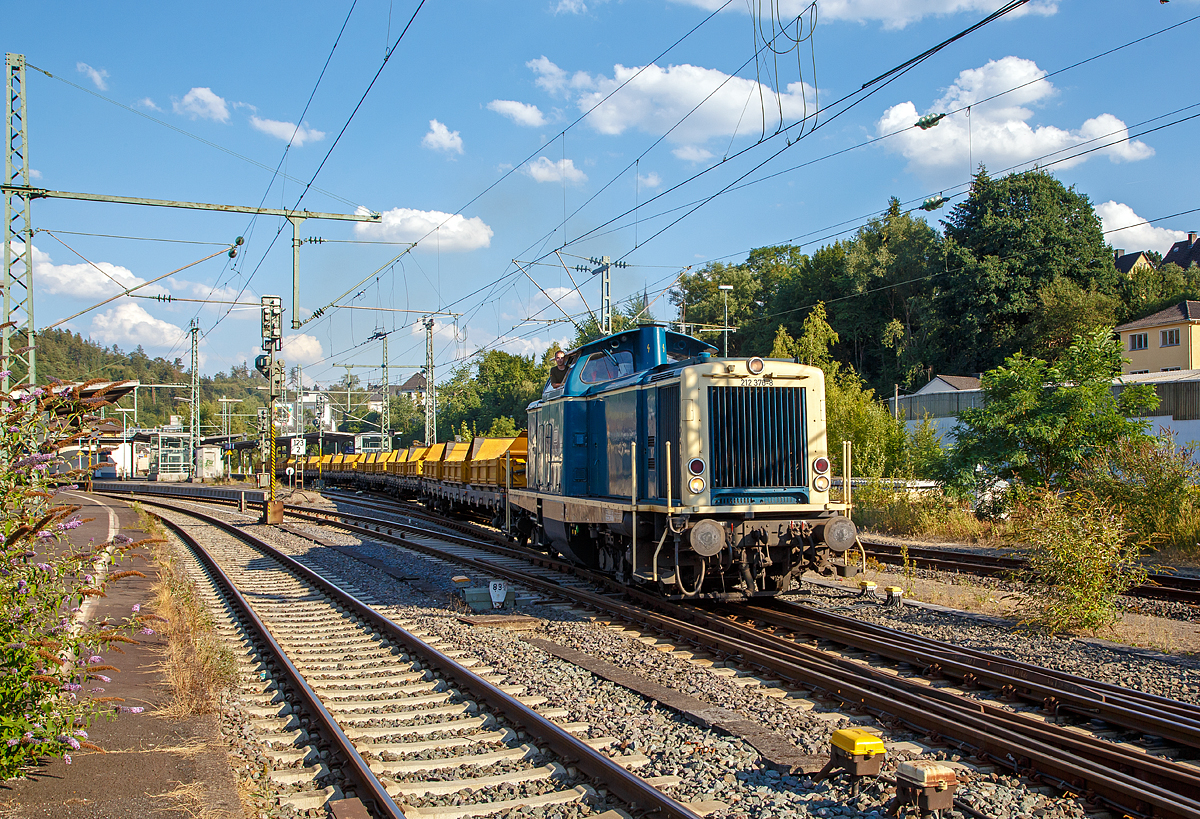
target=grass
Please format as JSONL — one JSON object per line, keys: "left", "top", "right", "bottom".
{"left": 133, "top": 504, "right": 236, "bottom": 717}
{"left": 849, "top": 479, "right": 1011, "bottom": 545}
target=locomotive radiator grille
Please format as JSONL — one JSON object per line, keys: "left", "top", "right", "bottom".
{"left": 708, "top": 385, "right": 806, "bottom": 489}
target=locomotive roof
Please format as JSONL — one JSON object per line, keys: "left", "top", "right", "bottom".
{"left": 571, "top": 324, "right": 715, "bottom": 359}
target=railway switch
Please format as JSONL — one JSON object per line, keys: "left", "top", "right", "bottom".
{"left": 888, "top": 760, "right": 957, "bottom": 816}
{"left": 815, "top": 728, "right": 886, "bottom": 794}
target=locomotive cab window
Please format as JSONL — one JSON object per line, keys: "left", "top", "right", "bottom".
{"left": 579, "top": 350, "right": 635, "bottom": 384}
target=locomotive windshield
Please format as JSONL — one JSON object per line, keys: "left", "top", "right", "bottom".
{"left": 579, "top": 350, "right": 635, "bottom": 384}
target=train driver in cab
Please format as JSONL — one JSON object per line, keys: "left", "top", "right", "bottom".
{"left": 549, "top": 349, "right": 570, "bottom": 388}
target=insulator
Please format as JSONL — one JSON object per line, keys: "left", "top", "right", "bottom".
{"left": 915, "top": 113, "right": 946, "bottom": 130}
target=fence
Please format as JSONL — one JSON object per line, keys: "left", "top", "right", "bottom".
{"left": 889, "top": 381, "right": 1200, "bottom": 422}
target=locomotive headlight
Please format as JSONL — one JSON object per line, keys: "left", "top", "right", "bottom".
{"left": 688, "top": 458, "right": 705, "bottom": 475}
{"left": 813, "top": 457, "right": 830, "bottom": 474}
{"left": 747, "top": 356, "right": 765, "bottom": 375}
{"left": 688, "top": 476, "right": 706, "bottom": 494}
{"left": 814, "top": 475, "right": 831, "bottom": 492}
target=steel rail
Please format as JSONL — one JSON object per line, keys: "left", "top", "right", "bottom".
{"left": 151, "top": 512, "right": 407, "bottom": 819}
{"left": 131, "top": 495, "right": 703, "bottom": 819}
{"left": 765, "top": 600, "right": 1200, "bottom": 723}
{"left": 730, "top": 600, "right": 1200, "bottom": 746}
{"left": 860, "top": 539, "right": 1200, "bottom": 604}
{"left": 252, "top": 501, "right": 1200, "bottom": 819}
{"left": 101, "top": 487, "right": 1200, "bottom": 818}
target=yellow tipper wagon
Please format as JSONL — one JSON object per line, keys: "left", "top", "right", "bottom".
{"left": 442, "top": 441, "right": 471, "bottom": 483}
{"left": 423, "top": 443, "right": 447, "bottom": 480}
{"left": 468, "top": 434, "right": 527, "bottom": 486}
{"left": 405, "top": 446, "right": 429, "bottom": 476}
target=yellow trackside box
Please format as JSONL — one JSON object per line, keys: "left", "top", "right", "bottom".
{"left": 831, "top": 728, "right": 886, "bottom": 757}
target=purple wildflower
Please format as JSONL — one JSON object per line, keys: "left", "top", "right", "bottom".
{"left": 56, "top": 519, "right": 82, "bottom": 531}
{"left": 88, "top": 655, "right": 102, "bottom": 664}
{"left": 63, "top": 754, "right": 71, "bottom": 765}
{"left": 5, "top": 738, "right": 16, "bottom": 746}
{"left": 36, "top": 531, "right": 52, "bottom": 540}
{"left": 0, "top": 370, "right": 12, "bottom": 378}
{"left": 89, "top": 687, "right": 105, "bottom": 693}
{"left": 130, "top": 604, "right": 140, "bottom": 613}
{"left": 65, "top": 737, "right": 80, "bottom": 750}
{"left": 127, "top": 706, "right": 143, "bottom": 714}
{"left": 84, "top": 574, "right": 94, "bottom": 583}
{"left": 94, "top": 674, "right": 111, "bottom": 683}
{"left": 139, "top": 627, "right": 154, "bottom": 636}
{"left": 22, "top": 732, "right": 32, "bottom": 741}
{"left": 62, "top": 683, "right": 82, "bottom": 692}
{"left": 36, "top": 563, "right": 51, "bottom": 572}
{"left": 74, "top": 730, "right": 88, "bottom": 739}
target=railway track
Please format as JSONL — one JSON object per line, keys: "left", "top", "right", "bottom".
{"left": 858, "top": 539, "right": 1200, "bottom": 605}
{"left": 105, "top": 484, "right": 1200, "bottom": 819}
{"left": 145, "top": 499, "right": 701, "bottom": 819}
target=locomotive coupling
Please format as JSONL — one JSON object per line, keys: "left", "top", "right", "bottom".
{"left": 814, "top": 515, "right": 857, "bottom": 553}
{"left": 689, "top": 519, "right": 727, "bottom": 556}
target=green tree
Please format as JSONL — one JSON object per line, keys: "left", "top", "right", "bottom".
{"left": 945, "top": 328, "right": 1159, "bottom": 493}
{"left": 936, "top": 168, "right": 1119, "bottom": 373}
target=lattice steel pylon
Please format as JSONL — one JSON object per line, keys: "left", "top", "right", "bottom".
{"left": 380, "top": 333, "right": 391, "bottom": 451}
{"left": 3, "top": 54, "right": 34, "bottom": 392}
{"left": 423, "top": 318, "right": 435, "bottom": 446}
{"left": 189, "top": 319, "right": 200, "bottom": 478}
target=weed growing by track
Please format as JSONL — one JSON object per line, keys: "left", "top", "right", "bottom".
{"left": 0, "top": 377, "right": 151, "bottom": 777}
{"left": 1013, "top": 490, "right": 1149, "bottom": 634}
{"left": 137, "top": 505, "right": 235, "bottom": 715}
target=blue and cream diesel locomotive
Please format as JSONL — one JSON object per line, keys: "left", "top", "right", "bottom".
{"left": 512, "top": 324, "right": 855, "bottom": 597}
{"left": 316, "top": 323, "right": 857, "bottom": 599}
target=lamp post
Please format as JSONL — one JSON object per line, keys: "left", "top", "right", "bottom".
{"left": 718, "top": 284, "right": 733, "bottom": 357}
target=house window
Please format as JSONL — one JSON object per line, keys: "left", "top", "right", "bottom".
{"left": 1129, "top": 370, "right": 1150, "bottom": 374}
{"left": 1161, "top": 328, "right": 1180, "bottom": 347}
{"left": 1129, "top": 333, "right": 1148, "bottom": 351}
{"left": 1162, "top": 367, "right": 1182, "bottom": 372}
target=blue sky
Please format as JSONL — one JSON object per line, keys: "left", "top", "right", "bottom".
{"left": 8, "top": 0, "right": 1199, "bottom": 387}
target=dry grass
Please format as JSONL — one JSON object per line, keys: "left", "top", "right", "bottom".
{"left": 849, "top": 481, "right": 1011, "bottom": 545}
{"left": 149, "top": 780, "right": 240, "bottom": 819}
{"left": 133, "top": 504, "right": 236, "bottom": 717}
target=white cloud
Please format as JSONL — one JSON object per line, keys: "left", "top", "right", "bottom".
{"left": 421, "top": 119, "right": 464, "bottom": 154}
{"left": 22, "top": 243, "right": 168, "bottom": 300}
{"left": 668, "top": 0, "right": 1056, "bottom": 29}
{"left": 487, "top": 99, "right": 547, "bottom": 128}
{"left": 135, "top": 97, "right": 162, "bottom": 112}
{"left": 76, "top": 62, "right": 109, "bottom": 91}
{"left": 491, "top": 334, "right": 572, "bottom": 358}
{"left": 173, "top": 87, "right": 230, "bottom": 122}
{"left": 638, "top": 171, "right": 663, "bottom": 189}
{"left": 672, "top": 146, "right": 713, "bottom": 163}
{"left": 90, "top": 303, "right": 187, "bottom": 349}
{"left": 1096, "top": 202, "right": 1189, "bottom": 256}
{"left": 355, "top": 207, "right": 494, "bottom": 251}
{"left": 565, "top": 61, "right": 815, "bottom": 147}
{"left": 281, "top": 333, "right": 324, "bottom": 366}
{"left": 555, "top": 0, "right": 587, "bottom": 13}
{"left": 29, "top": 169, "right": 41, "bottom": 180}
{"left": 527, "top": 56, "right": 593, "bottom": 97}
{"left": 250, "top": 116, "right": 325, "bottom": 146}
{"left": 877, "top": 57, "right": 1152, "bottom": 176}
{"left": 526, "top": 156, "right": 588, "bottom": 184}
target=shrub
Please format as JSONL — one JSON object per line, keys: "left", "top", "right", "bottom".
{"left": 1010, "top": 490, "right": 1148, "bottom": 634}
{"left": 1071, "top": 434, "right": 1200, "bottom": 554}
{"left": 0, "top": 378, "right": 144, "bottom": 777}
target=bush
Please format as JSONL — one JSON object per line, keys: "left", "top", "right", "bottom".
{"left": 1011, "top": 490, "right": 1148, "bottom": 634}
{"left": 1071, "top": 434, "right": 1200, "bottom": 554}
{"left": 0, "top": 378, "right": 145, "bottom": 777}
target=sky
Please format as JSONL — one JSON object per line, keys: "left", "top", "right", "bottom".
{"left": 6, "top": 0, "right": 1199, "bottom": 388}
